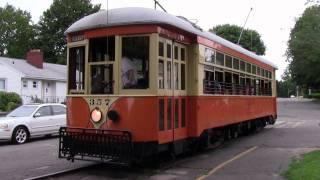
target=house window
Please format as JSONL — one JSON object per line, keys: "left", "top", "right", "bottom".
{"left": 23, "top": 80, "right": 28, "bottom": 88}
{"left": 33, "top": 81, "right": 38, "bottom": 88}
{"left": 0, "top": 79, "right": 5, "bottom": 91}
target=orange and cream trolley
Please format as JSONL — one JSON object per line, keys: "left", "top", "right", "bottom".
{"left": 59, "top": 7, "right": 277, "bottom": 165}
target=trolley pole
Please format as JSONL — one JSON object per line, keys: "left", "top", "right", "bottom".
{"left": 154, "top": 0, "right": 167, "bottom": 12}
{"left": 237, "top": 8, "right": 253, "bottom": 45}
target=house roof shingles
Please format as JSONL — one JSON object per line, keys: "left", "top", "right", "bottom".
{"left": 0, "top": 57, "right": 66, "bottom": 81}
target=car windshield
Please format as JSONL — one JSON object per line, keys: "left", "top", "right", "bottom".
{"left": 6, "top": 105, "right": 38, "bottom": 117}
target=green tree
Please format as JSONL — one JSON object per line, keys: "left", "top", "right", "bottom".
{"left": 286, "top": 5, "right": 320, "bottom": 88}
{"left": 277, "top": 68, "right": 296, "bottom": 97}
{"left": 209, "top": 24, "right": 266, "bottom": 55}
{"left": 37, "top": 0, "right": 100, "bottom": 64}
{"left": 0, "top": 4, "right": 36, "bottom": 58}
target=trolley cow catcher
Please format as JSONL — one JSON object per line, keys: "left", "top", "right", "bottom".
{"left": 59, "top": 7, "right": 277, "bottom": 165}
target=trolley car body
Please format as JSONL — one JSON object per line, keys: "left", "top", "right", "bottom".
{"left": 59, "top": 7, "right": 277, "bottom": 164}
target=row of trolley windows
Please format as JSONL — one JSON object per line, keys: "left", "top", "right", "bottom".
{"left": 68, "top": 36, "right": 150, "bottom": 94}
{"left": 158, "top": 41, "right": 186, "bottom": 90}
{"left": 159, "top": 98, "right": 186, "bottom": 131}
{"left": 158, "top": 42, "right": 186, "bottom": 61}
{"left": 205, "top": 48, "right": 272, "bottom": 79}
{"left": 203, "top": 68, "right": 272, "bottom": 96}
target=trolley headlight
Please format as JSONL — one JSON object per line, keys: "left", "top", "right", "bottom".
{"left": 90, "top": 108, "right": 102, "bottom": 123}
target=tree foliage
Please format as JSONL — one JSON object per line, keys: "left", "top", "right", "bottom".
{"left": 286, "top": 5, "right": 320, "bottom": 88}
{"left": 37, "top": 0, "right": 100, "bottom": 64}
{"left": 277, "top": 68, "right": 296, "bottom": 97}
{"left": 0, "top": 5, "right": 36, "bottom": 58}
{"left": 209, "top": 24, "right": 266, "bottom": 55}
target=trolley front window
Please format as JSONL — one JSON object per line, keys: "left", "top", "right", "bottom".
{"left": 91, "top": 65, "right": 113, "bottom": 94}
{"left": 121, "top": 36, "right": 149, "bottom": 89}
{"left": 88, "top": 36, "right": 115, "bottom": 95}
{"left": 68, "top": 46, "right": 85, "bottom": 92}
{"left": 89, "top": 36, "right": 115, "bottom": 62}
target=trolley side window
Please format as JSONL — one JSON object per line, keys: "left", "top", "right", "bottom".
{"left": 121, "top": 36, "right": 149, "bottom": 89}
{"left": 68, "top": 46, "right": 85, "bottom": 92}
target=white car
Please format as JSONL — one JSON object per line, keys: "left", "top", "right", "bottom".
{"left": 0, "top": 103, "right": 66, "bottom": 144}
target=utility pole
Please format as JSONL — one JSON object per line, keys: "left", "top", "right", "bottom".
{"left": 237, "top": 8, "right": 253, "bottom": 45}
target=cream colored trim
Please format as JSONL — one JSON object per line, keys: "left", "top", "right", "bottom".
{"left": 272, "top": 70, "right": 277, "bottom": 97}
{"left": 66, "top": 40, "right": 89, "bottom": 95}
{"left": 88, "top": 61, "right": 114, "bottom": 65}
{"left": 85, "top": 43, "right": 89, "bottom": 94}
{"left": 67, "top": 94, "right": 158, "bottom": 98}
{"left": 199, "top": 94, "right": 273, "bottom": 98}
{"left": 83, "top": 96, "right": 119, "bottom": 129}
{"left": 114, "top": 36, "right": 120, "bottom": 94}
{"left": 67, "top": 40, "right": 88, "bottom": 48}
{"left": 67, "top": 45, "right": 70, "bottom": 92}
{"left": 188, "top": 44, "right": 200, "bottom": 95}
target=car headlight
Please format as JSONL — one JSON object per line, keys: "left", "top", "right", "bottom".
{"left": 91, "top": 108, "right": 102, "bottom": 123}
{"left": 0, "top": 123, "right": 8, "bottom": 129}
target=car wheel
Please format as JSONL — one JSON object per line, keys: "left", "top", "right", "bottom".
{"left": 12, "top": 127, "right": 29, "bottom": 144}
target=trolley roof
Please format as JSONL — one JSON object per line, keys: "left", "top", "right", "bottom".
{"left": 65, "top": 7, "right": 277, "bottom": 69}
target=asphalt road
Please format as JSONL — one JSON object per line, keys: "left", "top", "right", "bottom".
{"left": 0, "top": 98, "right": 319, "bottom": 180}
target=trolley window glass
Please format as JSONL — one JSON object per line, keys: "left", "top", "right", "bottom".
{"left": 225, "top": 55, "right": 232, "bottom": 68}
{"left": 68, "top": 46, "right": 85, "bottom": 92}
{"left": 216, "top": 52, "right": 224, "bottom": 66}
{"left": 233, "top": 58, "right": 240, "bottom": 70}
{"left": 89, "top": 36, "right": 115, "bottom": 62}
{"left": 90, "top": 64, "right": 113, "bottom": 94}
{"left": 205, "top": 48, "right": 215, "bottom": 63}
{"left": 240, "top": 61, "right": 246, "bottom": 72}
{"left": 121, "top": 36, "right": 149, "bottom": 89}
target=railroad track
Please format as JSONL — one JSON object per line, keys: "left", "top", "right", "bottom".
{"left": 24, "top": 163, "right": 101, "bottom": 180}
{"left": 23, "top": 132, "right": 260, "bottom": 180}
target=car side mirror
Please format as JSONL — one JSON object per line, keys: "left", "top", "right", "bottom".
{"left": 33, "top": 112, "right": 41, "bottom": 118}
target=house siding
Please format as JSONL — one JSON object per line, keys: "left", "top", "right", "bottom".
{"left": 0, "top": 62, "right": 22, "bottom": 94}
{"left": 55, "top": 81, "right": 67, "bottom": 103}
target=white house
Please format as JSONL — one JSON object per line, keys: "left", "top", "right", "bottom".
{"left": 0, "top": 50, "right": 67, "bottom": 104}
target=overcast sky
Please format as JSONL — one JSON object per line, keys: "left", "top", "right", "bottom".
{"left": 0, "top": 0, "right": 311, "bottom": 80}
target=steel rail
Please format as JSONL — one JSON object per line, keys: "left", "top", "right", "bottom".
{"left": 24, "top": 163, "right": 100, "bottom": 180}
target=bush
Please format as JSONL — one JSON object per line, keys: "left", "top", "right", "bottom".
{"left": 306, "top": 93, "right": 320, "bottom": 99}
{"left": 0, "top": 92, "right": 22, "bottom": 112}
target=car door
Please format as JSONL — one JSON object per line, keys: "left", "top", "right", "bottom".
{"left": 51, "top": 105, "right": 67, "bottom": 132}
{"left": 30, "top": 106, "right": 54, "bottom": 135}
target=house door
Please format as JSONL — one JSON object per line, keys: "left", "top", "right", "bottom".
{"left": 43, "top": 81, "right": 53, "bottom": 102}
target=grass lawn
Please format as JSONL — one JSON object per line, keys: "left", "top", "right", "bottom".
{"left": 283, "top": 150, "right": 320, "bottom": 180}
